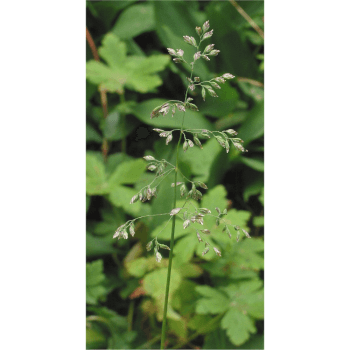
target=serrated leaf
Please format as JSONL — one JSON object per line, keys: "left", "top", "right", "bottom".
{"left": 86, "top": 232, "right": 115, "bottom": 257}
{"left": 87, "top": 33, "right": 170, "bottom": 94}
{"left": 195, "top": 285, "right": 229, "bottom": 314}
{"left": 86, "top": 260, "right": 107, "bottom": 305}
{"left": 108, "top": 159, "right": 146, "bottom": 188}
{"left": 143, "top": 268, "right": 182, "bottom": 321}
{"left": 112, "top": 3, "right": 155, "bottom": 39}
{"left": 86, "top": 154, "right": 109, "bottom": 195}
{"left": 173, "top": 234, "right": 198, "bottom": 263}
{"left": 221, "top": 308, "right": 256, "bottom": 346}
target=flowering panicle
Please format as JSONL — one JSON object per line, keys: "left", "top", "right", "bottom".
{"left": 113, "top": 21, "right": 251, "bottom": 263}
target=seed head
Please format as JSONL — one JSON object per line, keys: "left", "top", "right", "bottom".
{"left": 196, "top": 230, "right": 203, "bottom": 242}
{"left": 176, "top": 49, "right": 184, "bottom": 57}
{"left": 167, "top": 48, "right": 177, "bottom": 56}
{"left": 159, "top": 131, "right": 170, "bottom": 137}
{"left": 242, "top": 229, "right": 251, "bottom": 238}
{"left": 173, "top": 58, "right": 183, "bottom": 63}
{"left": 143, "top": 155, "right": 155, "bottom": 161}
{"left": 155, "top": 252, "right": 162, "bottom": 263}
{"left": 202, "top": 247, "right": 210, "bottom": 256}
{"left": 202, "top": 20, "right": 210, "bottom": 33}
{"left": 146, "top": 186, "right": 152, "bottom": 200}
{"left": 194, "top": 77, "right": 200, "bottom": 82}
{"left": 148, "top": 165, "right": 157, "bottom": 171}
{"left": 170, "top": 207, "right": 182, "bottom": 216}
{"left": 188, "top": 140, "right": 194, "bottom": 148}
{"left": 183, "top": 140, "right": 189, "bottom": 152}
{"left": 183, "top": 35, "right": 197, "bottom": 47}
{"left": 159, "top": 244, "right": 171, "bottom": 250}
{"left": 189, "top": 84, "right": 195, "bottom": 91}
{"left": 210, "top": 81, "right": 221, "bottom": 89}
{"left": 166, "top": 133, "right": 173, "bottom": 145}
{"left": 214, "top": 77, "right": 225, "bottom": 84}
{"left": 183, "top": 219, "right": 191, "bottom": 229}
{"left": 233, "top": 142, "right": 245, "bottom": 152}
{"left": 177, "top": 104, "right": 186, "bottom": 112}
{"left": 130, "top": 194, "right": 139, "bottom": 204}
{"left": 203, "top": 29, "right": 214, "bottom": 40}
{"left": 201, "top": 229, "right": 211, "bottom": 235}
{"left": 208, "top": 50, "right": 220, "bottom": 56}
{"left": 195, "top": 26, "right": 202, "bottom": 36}
{"left": 193, "top": 135, "right": 202, "bottom": 149}
{"left": 202, "top": 55, "right": 210, "bottom": 61}
{"left": 129, "top": 223, "right": 135, "bottom": 237}
{"left": 222, "top": 73, "right": 235, "bottom": 79}
{"left": 146, "top": 241, "right": 153, "bottom": 251}
{"left": 153, "top": 128, "right": 164, "bottom": 133}
{"left": 194, "top": 51, "right": 201, "bottom": 61}
{"left": 204, "top": 44, "right": 215, "bottom": 54}
{"left": 224, "top": 129, "right": 238, "bottom": 136}
{"left": 213, "top": 247, "right": 221, "bottom": 257}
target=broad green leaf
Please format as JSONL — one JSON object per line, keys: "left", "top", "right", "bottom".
{"left": 172, "top": 261, "right": 203, "bottom": 278}
{"left": 87, "top": 306, "right": 137, "bottom": 349}
{"left": 222, "top": 209, "right": 251, "bottom": 233}
{"left": 197, "top": 83, "right": 240, "bottom": 118}
{"left": 253, "top": 216, "right": 264, "bottom": 227}
{"left": 109, "top": 185, "right": 150, "bottom": 217}
{"left": 259, "top": 187, "right": 264, "bottom": 206}
{"left": 150, "top": 217, "right": 187, "bottom": 241}
{"left": 86, "top": 33, "right": 170, "bottom": 94}
{"left": 180, "top": 138, "right": 222, "bottom": 183}
{"left": 195, "top": 285, "right": 229, "bottom": 314}
{"left": 173, "top": 233, "right": 199, "bottom": 263}
{"left": 243, "top": 171, "right": 264, "bottom": 201}
{"left": 143, "top": 267, "right": 182, "bottom": 320}
{"left": 238, "top": 101, "right": 264, "bottom": 145}
{"left": 125, "top": 257, "right": 148, "bottom": 277}
{"left": 86, "top": 123, "right": 102, "bottom": 143}
{"left": 86, "top": 232, "right": 115, "bottom": 257}
{"left": 87, "top": 1, "right": 137, "bottom": 27}
{"left": 108, "top": 158, "right": 145, "bottom": 188}
{"left": 215, "top": 110, "right": 248, "bottom": 131}
{"left": 230, "top": 238, "right": 264, "bottom": 271}
{"left": 86, "top": 328, "right": 106, "bottom": 349}
{"left": 99, "top": 33, "right": 127, "bottom": 68}
{"left": 201, "top": 185, "right": 228, "bottom": 222}
{"left": 172, "top": 280, "right": 199, "bottom": 315}
{"left": 221, "top": 308, "right": 256, "bottom": 346}
{"left": 241, "top": 156, "right": 264, "bottom": 172}
{"left": 86, "top": 60, "right": 125, "bottom": 94}
{"left": 112, "top": 3, "right": 155, "bottom": 39}
{"left": 105, "top": 152, "right": 132, "bottom": 175}
{"left": 86, "top": 154, "right": 109, "bottom": 195}
{"left": 188, "top": 314, "right": 221, "bottom": 334}
{"left": 206, "top": 1, "right": 260, "bottom": 79}
{"left": 94, "top": 206, "right": 126, "bottom": 236}
{"left": 86, "top": 260, "right": 107, "bottom": 305}
{"left": 202, "top": 327, "right": 235, "bottom": 350}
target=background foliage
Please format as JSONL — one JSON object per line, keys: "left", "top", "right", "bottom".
{"left": 86, "top": 1, "right": 264, "bottom": 348}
